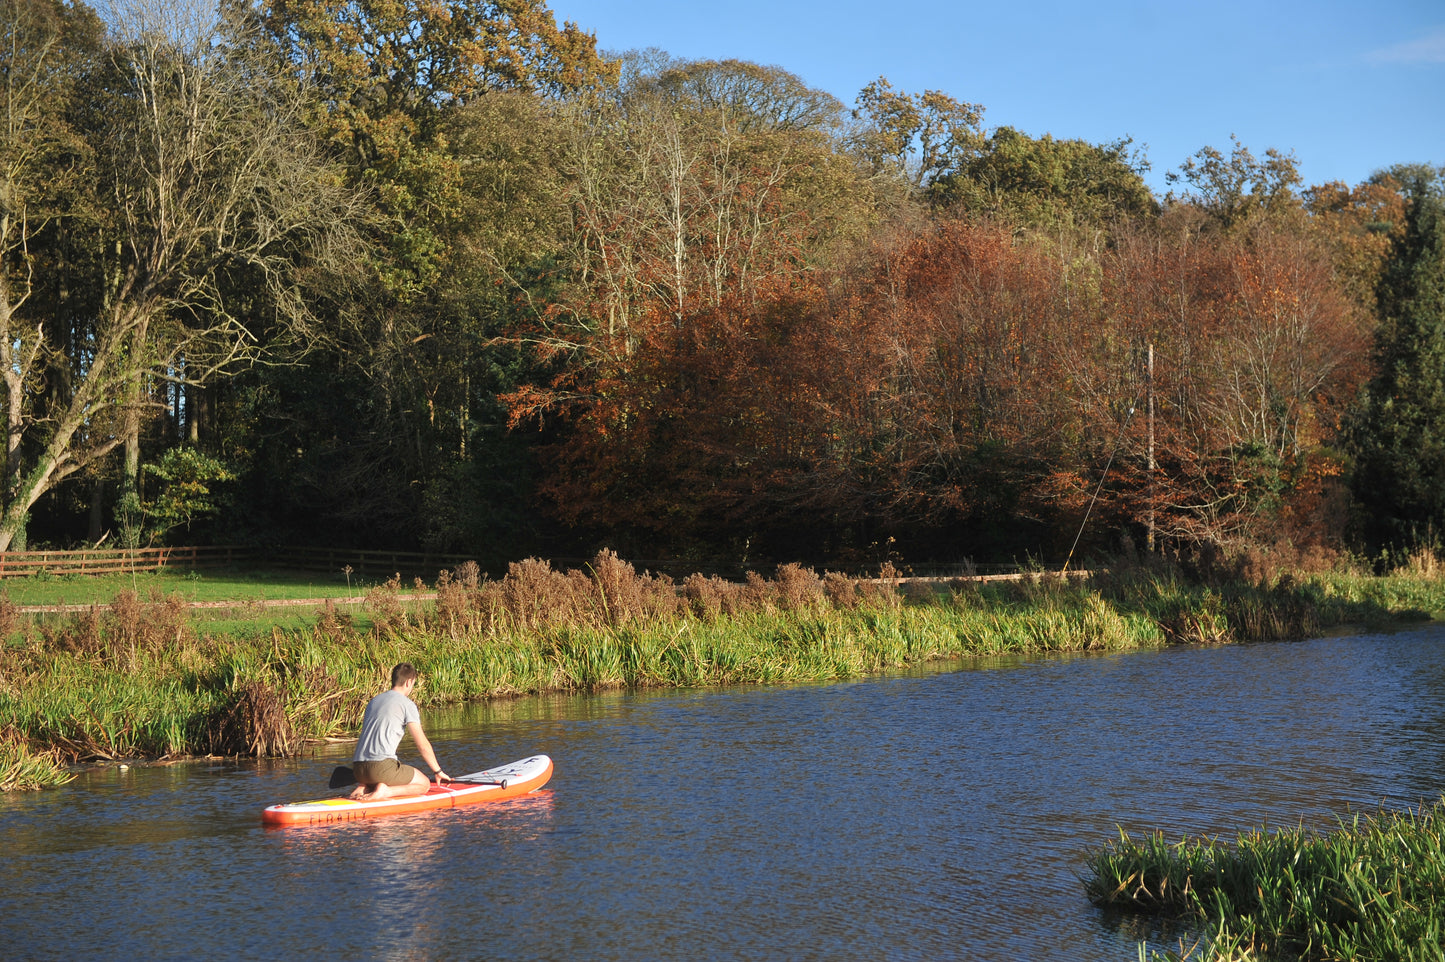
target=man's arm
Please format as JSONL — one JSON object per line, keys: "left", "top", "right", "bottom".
{"left": 406, "top": 721, "right": 451, "bottom": 783}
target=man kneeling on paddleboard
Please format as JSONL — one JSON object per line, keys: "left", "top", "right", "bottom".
{"left": 349, "top": 663, "right": 451, "bottom": 801}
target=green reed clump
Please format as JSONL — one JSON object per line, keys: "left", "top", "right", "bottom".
{"left": 1083, "top": 800, "right": 1445, "bottom": 961}
{"left": 9, "top": 654, "right": 220, "bottom": 760}
{"left": 1305, "top": 566, "right": 1445, "bottom": 622}
{"left": 947, "top": 574, "right": 1167, "bottom": 652}
{"left": 1086, "top": 559, "right": 1423, "bottom": 644}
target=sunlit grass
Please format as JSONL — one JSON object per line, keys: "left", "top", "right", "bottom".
{"left": 0, "top": 568, "right": 377, "bottom": 607}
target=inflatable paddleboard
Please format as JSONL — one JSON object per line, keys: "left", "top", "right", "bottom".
{"left": 262, "top": 754, "right": 553, "bottom": 826}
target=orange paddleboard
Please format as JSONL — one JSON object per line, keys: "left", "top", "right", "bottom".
{"left": 262, "top": 755, "right": 553, "bottom": 826}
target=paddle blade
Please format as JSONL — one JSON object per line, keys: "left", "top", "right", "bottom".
{"left": 328, "top": 765, "right": 356, "bottom": 789}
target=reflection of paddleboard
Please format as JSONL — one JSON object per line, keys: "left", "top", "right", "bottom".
{"left": 261, "top": 755, "right": 553, "bottom": 826}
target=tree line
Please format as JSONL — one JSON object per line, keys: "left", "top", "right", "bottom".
{"left": 3, "top": 0, "right": 1442, "bottom": 570}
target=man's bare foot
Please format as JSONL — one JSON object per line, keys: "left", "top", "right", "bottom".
{"left": 347, "top": 776, "right": 427, "bottom": 803}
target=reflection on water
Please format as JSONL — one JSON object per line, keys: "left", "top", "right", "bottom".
{"left": 3, "top": 626, "right": 1445, "bottom": 960}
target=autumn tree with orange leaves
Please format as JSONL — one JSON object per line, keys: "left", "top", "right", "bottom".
{"left": 1059, "top": 214, "right": 1371, "bottom": 550}
{"left": 504, "top": 56, "right": 881, "bottom": 555}
{"left": 811, "top": 222, "right": 1076, "bottom": 549}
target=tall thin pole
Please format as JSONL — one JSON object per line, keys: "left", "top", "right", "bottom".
{"left": 1147, "top": 341, "right": 1156, "bottom": 554}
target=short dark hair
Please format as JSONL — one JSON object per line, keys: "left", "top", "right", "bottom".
{"left": 391, "top": 663, "right": 419, "bottom": 688}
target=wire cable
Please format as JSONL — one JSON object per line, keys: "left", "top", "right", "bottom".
{"left": 1062, "top": 402, "right": 1140, "bottom": 574}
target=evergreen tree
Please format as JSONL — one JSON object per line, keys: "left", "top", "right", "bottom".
{"left": 1350, "top": 166, "right": 1445, "bottom": 555}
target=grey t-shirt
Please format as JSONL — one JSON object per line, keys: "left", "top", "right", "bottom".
{"left": 353, "top": 689, "right": 421, "bottom": 762}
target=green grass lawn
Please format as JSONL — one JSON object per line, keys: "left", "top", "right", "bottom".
{"left": 0, "top": 568, "right": 419, "bottom": 641}
{"left": 0, "top": 568, "right": 385, "bottom": 606}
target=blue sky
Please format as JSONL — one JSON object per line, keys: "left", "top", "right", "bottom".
{"left": 546, "top": 0, "right": 1444, "bottom": 195}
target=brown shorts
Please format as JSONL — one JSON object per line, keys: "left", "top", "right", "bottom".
{"left": 351, "top": 758, "right": 420, "bottom": 787}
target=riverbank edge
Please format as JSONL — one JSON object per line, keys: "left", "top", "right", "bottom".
{"left": 3, "top": 564, "right": 1442, "bottom": 791}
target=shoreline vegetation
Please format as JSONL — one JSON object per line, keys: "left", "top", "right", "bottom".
{"left": 1083, "top": 799, "right": 1445, "bottom": 962}
{"left": 2, "top": 551, "right": 1443, "bottom": 793}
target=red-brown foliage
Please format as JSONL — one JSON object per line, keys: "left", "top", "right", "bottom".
{"left": 1082, "top": 218, "right": 1371, "bottom": 546}
{"left": 509, "top": 198, "right": 1369, "bottom": 558}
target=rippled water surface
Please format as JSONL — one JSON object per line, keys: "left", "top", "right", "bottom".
{"left": 6, "top": 626, "right": 1445, "bottom": 961}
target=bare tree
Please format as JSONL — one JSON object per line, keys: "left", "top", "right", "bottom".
{"left": 0, "top": 0, "right": 102, "bottom": 549}
{"left": 558, "top": 57, "right": 853, "bottom": 356}
{"left": 0, "top": 0, "right": 361, "bottom": 550}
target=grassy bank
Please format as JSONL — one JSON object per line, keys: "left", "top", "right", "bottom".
{"left": 1, "top": 553, "right": 1440, "bottom": 791}
{"left": 1083, "top": 799, "right": 1445, "bottom": 961}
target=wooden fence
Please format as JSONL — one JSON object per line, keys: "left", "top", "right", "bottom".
{"left": 262, "top": 547, "right": 480, "bottom": 579}
{"left": 0, "top": 544, "right": 482, "bottom": 579}
{"left": 0, "top": 545, "right": 255, "bottom": 578}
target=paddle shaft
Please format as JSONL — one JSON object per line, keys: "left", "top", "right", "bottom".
{"left": 443, "top": 777, "right": 509, "bottom": 788}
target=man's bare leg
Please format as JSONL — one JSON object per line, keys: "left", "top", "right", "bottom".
{"left": 355, "top": 767, "right": 430, "bottom": 801}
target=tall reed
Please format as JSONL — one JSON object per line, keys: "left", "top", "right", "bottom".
{"left": 0, "top": 725, "right": 73, "bottom": 790}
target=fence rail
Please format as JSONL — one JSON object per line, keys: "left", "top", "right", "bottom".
{"left": 0, "top": 545, "right": 256, "bottom": 578}
{"left": 0, "top": 545, "right": 484, "bottom": 579}
{"left": 270, "top": 547, "right": 480, "bottom": 578}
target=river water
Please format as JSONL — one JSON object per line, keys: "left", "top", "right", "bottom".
{"left": 4, "top": 626, "right": 1445, "bottom": 961}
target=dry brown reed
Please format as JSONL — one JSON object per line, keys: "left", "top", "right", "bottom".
{"left": 414, "top": 554, "right": 891, "bottom": 629}
{"left": 1156, "top": 606, "right": 1231, "bottom": 645}
{"left": 872, "top": 562, "right": 904, "bottom": 608}
{"left": 741, "top": 571, "right": 775, "bottom": 611}
{"left": 364, "top": 574, "right": 411, "bottom": 634}
{"left": 430, "top": 560, "right": 482, "bottom": 636}
{"left": 41, "top": 605, "right": 101, "bottom": 656}
{"left": 0, "top": 591, "right": 22, "bottom": 640}
{"left": 681, "top": 573, "right": 730, "bottom": 619}
{"left": 589, "top": 549, "right": 680, "bottom": 624}
{"left": 821, "top": 571, "right": 860, "bottom": 608}
{"left": 36, "top": 590, "right": 197, "bottom": 667}
{"left": 209, "top": 678, "right": 296, "bottom": 756}
{"left": 679, "top": 568, "right": 807, "bottom": 620}
{"left": 1407, "top": 547, "right": 1441, "bottom": 578}
{"left": 772, "top": 563, "right": 825, "bottom": 610}
{"left": 283, "top": 664, "right": 361, "bottom": 743}
{"left": 1197, "top": 540, "right": 1348, "bottom": 588}
{"left": 314, "top": 598, "right": 354, "bottom": 638}
{"left": 450, "top": 551, "right": 689, "bottom": 631}
{"left": 495, "top": 557, "right": 591, "bottom": 629}
{"left": 900, "top": 579, "right": 943, "bottom": 603}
